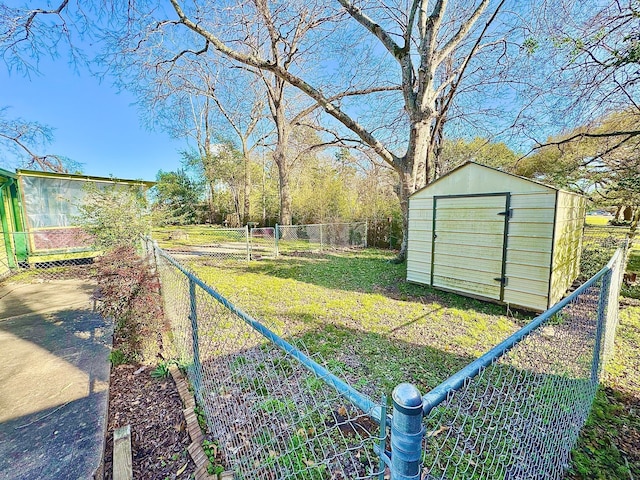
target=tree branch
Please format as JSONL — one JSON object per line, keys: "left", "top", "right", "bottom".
{"left": 169, "top": 0, "right": 399, "bottom": 168}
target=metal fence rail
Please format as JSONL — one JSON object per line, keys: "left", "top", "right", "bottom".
{"left": 143, "top": 236, "right": 627, "bottom": 480}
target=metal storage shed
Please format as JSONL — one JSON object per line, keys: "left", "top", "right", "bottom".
{"left": 407, "top": 162, "right": 586, "bottom": 311}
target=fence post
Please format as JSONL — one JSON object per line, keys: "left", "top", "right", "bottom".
{"left": 390, "top": 383, "right": 424, "bottom": 480}
{"left": 591, "top": 269, "right": 611, "bottom": 383}
{"left": 364, "top": 221, "right": 368, "bottom": 248}
{"left": 245, "top": 224, "right": 250, "bottom": 261}
{"left": 320, "top": 224, "right": 324, "bottom": 251}
{"left": 275, "top": 224, "right": 279, "bottom": 257}
{"left": 152, "top": 240, "right": 160, "bottom": 272}
{"left": 188, "top": 278, "right": 203, "bottom": 399}
{"left": 377, "top": 396, "right": 388, "bottom": 480}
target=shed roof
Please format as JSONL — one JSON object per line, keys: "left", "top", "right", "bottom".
{"left": 16, "top": 169, "right": 155, "bottom": 187}
{"left": 410, "top": 161, "right": 582, "bottom": 198}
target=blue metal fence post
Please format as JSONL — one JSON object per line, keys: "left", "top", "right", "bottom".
{"left": 188, "top": 278, "right": 203, "bottom": 398}
{"left": 390, "top": 383, "right": 424, "bottom": 480}
{"left": 275, "top": 224, "right": 279, "bottom": 257}
{"left": 377, "top": 396, "right": 388, "bottom": 480}
{"left": 591, "top": 269, "right": 611, "bottom": 383}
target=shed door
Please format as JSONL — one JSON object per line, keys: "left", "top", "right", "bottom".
{"left": 431, "top": 193, "right": 510, "bottom": 301}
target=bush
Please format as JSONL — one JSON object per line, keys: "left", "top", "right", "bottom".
{"left": 76, "top": 183, "right": 151, "bottom": 250}
{"left": 95, "top": 246, "right": 166, "bottom": 362}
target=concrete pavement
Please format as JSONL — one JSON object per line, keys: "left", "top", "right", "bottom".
{"left": 0, "top": 279, "right": 113, "bottom": 480}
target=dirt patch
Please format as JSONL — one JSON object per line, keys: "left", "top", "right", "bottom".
{"left": 103, "top": 363, "right": 196, "bottom": 480}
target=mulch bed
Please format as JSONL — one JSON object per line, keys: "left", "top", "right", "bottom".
{"left": 103, "top": 363, "right": 196, "bottom": 480}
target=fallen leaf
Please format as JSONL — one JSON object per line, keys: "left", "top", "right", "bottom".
{"left": 426, "top": 425, "right": 449, "bottom": 437}
{"left": 304, "top": 459, "right": 315, "bottom": 467}
{"left": 338, "top": 406, "right": 348, "bottom": 417}
{"left": 176, "top": 462, "right": 188, "bottom": 476}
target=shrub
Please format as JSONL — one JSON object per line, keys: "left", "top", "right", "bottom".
{"left": 76, "top": 183, "right": 151, "bottom": 250}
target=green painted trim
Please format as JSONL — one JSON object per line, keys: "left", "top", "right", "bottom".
{"left": 0, "top": 180, "right": 16, "bottom": 268}
{"left": 0, "top": 167, "right": 17, "bottom": 179}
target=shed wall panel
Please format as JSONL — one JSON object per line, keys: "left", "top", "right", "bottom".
{"left": 549, "top": 192, "right": 586, "bottom": 305}
{"left": 407, "top": 163, "right": 583, "bottom": 312}
{"left": 411, "top": 163, "right": 553, "bottom": 198}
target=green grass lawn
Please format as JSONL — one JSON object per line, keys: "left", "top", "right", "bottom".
{"left": 188, "top": 250, "right": 527, "bottom": 398}
{"left": 162, "top": 229, "right": 638, "bottom": 479}
{"left": 585, "top": 215, "right": 613, "bottom": 226}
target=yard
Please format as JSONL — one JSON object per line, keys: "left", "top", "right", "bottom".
{"left": 162, "top": 226, "right": 638, "bottom": 479}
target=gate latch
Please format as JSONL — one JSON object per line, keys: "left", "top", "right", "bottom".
{"left": 494, "top": 276, "right": 508, "bottom": 286}
{"left": 497, "top": 209, "right": 513, "bottom": 218}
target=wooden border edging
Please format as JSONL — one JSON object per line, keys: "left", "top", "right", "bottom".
{"left": 169, "top": 366, "right": 234, "bottom": 480}
{"left": 113, "top": 425, "right": 133, "bottom": 480}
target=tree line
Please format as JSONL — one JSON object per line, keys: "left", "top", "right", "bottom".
{"left": 1, "top": 0, "right": 638, "bottom": 256}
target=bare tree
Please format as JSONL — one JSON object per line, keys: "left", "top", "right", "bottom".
{"left": 140, "top": 55, "right": 268, "bottom": 223}
{"left": 0, "top": 107, "right": 78, "bottom": 172}
{"left": 519, "top": 0, "right": 640, "bottom": 152}
{"left": 157, "top": 0, "right": 513, "bottom": 259}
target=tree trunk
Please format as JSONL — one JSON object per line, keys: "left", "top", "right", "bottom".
{"left": 244, "top": 157, "right": 251, "bottom": 224}
{"left": 275, "top": 147, "right": 293, "bottom": 225}
{"left": 241, "top": 138, "right": 251, "bottom": 224}
{"left": 391, "top": 119, "right": 433, "bottom": 261}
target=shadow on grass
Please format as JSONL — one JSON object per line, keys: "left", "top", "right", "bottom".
{"left": 199, "top": 249, "right": 526, "bottom": 319}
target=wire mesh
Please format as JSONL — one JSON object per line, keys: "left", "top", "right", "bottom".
{"left": 152, "top": 241, "right": 383, "bottom": 480}
{"left": 154, "top": 226, "right": 250, "bottom": 262}
{"left": 580, "top": 225, "right": 630, "bottom": 279}
{"left": 250, "top": 227, "right": 277, "bottom": 259}
{"left": 277, "top": 223, "right": 367, "bottom": 255}
{"left": 420, "top": 251, "right": 624, "bottom": 480}
{"left": 3, "top": 229, "right": 98, "bottom": 281}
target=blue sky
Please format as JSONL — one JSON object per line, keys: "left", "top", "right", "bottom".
{"left": 1, "top": 56, "right": 188, "bottom": 182}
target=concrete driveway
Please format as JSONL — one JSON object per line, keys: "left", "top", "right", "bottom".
{"left": 0, "top": 279, "right": 113, "bottom": 480}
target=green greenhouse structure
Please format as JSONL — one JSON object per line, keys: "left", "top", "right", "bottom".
{"left": 0, "top": 168, "right": 152, "bottom": 277}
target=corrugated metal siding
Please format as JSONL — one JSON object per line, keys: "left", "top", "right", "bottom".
{"left": 502, "top": 193, "right": 555, "bottom": 311}
{"left": 549, "top": 192, "right": 587, "bottom": 306}
{"left": 433, "top": 195, "right": 507, "bottom": 300}
{"left": 407, "top": 163, "right": 584, "bottom": 312}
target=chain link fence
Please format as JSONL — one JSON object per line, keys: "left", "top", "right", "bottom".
{"left": 152, "top": 223, "right": 367, "bottom": 262}
{"left": 1, "top": 229, "right": 98, "bottom": 281}
{"left": 147, "top": 238, "right": 384, "bottom": 479}
{"left": 142, "top": 232, "right": 628, "bottom": 480}
{"left": 153, "top": 226, "right": 252, "bottom": 262}
{"left": 415, "top": 246, "right": 627, "bottom": 480}
{"left": 276, "top": 223, "right": 367, "bottom": 255}
{"left": 581, "top": 225, "right": 631, "bottom": 279}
